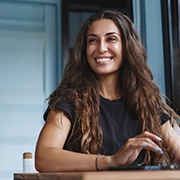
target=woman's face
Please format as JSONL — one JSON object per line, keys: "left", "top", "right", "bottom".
{"left": 86, "top": 19, "right": 124, "bottom": 76}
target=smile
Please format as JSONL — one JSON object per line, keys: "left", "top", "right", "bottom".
{"left": 96, "top": 58, "right": 112, "bottom": 63}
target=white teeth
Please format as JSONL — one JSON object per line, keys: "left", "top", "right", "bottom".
{"left": 96, "top": 58, "right": 110, "bottom": 62}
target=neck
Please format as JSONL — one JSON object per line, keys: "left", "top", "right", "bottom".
{"left": 98, "top": 74, "right": 121, "bottom": 100}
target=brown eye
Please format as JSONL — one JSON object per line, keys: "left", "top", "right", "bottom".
{"left": 108, "top": 36, "right": 117, "bottom": 42}
{"left": 87, "top": 38, "right": 97, "bottom": 44}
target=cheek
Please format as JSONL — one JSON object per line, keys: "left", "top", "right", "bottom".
{"left": 113, "top": 45, "right": 123, "bottom": 58}
{"left": 113, "top": 43, "right": 122, "bottom": 51}
{"left": 86, "top": 46, "right": 94, "bottom": 59}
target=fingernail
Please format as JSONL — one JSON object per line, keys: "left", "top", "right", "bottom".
{"left": 156, "top": 136, "right": 162, "bottom": 141}
{"left": 141, "top": 143, "right": 147, "bottom": 147}
{"left": 156, "top": 147, "right": 163, "bottom": 154}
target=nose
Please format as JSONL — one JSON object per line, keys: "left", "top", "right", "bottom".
{"left": 98, "top": 40, "right": 108, "bottom": 53}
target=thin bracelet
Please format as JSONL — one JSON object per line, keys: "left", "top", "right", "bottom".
{"left": 95, "top": 154, "right": 100, "bottom": 171}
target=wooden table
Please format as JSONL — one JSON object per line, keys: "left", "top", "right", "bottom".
{"left": 14, "top": 170, "right": 180, "bottom": 180}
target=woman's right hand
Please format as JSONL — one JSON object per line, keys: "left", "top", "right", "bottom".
{"left": 110, "top": 131, "right": 163, "bottom": 167}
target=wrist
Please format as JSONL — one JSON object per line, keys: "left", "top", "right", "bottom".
{"left": 96, "top": 155, "right": 112, "bottom": 171}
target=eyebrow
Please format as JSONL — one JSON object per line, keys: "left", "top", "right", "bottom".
{"left": 87, "top": 32, "right": 120, "bottom": 37}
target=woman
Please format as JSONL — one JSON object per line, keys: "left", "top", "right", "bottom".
{"left": 35, "top": 10, "right": 180, "bottom": 172}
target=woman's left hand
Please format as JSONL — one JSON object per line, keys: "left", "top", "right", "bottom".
{"left": 110, "top": 131, "right": 163, "bottom": 167}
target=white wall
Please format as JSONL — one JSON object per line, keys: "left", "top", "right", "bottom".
{"left": 0, "top": 0, "right": 61, "bottom": 179}
{"left": 133, "top": 0, "right": 166, "bottom": 95}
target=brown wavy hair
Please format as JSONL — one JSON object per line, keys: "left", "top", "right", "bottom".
{"left": 48, "top": 10, "right": 176, "bottom": 165}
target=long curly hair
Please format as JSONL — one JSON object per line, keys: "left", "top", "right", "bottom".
{"left": 48, "top": 10, "right": 175, "bottom": 165}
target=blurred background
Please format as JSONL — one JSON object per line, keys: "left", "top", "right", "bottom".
{"left": 0, "top": 0, "right": 179, "bottom": 179}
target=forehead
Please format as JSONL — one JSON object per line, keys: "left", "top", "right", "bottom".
{"left": 87, "top": 19, "right": 120, "bottom": 35}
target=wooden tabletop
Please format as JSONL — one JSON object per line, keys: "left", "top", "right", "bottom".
{"left": 14, "top": 170, "right": 180, "bottom": 180}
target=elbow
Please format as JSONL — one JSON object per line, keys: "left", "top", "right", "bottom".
{"left": 35, "top": 150, "right": 51, "bottom": 173}
{"left": 34, "top": 144, "right": 50, "bottom": 172}
{"left": 35, "top": 149, "right": 64, "bottom": 172}
{"left": 35, "top": 154, "right": 45, "bottom": 173}
{"left": 35, "top": 146, "right": 68, "bottom": 172}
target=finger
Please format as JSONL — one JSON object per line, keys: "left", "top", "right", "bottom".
{"left": 127, "top": 138, "right": 163, "bottom": 155}
{"left": 140, "top": 141, "right": 163, "bottom": 155}
{"left": 129, "top": 136, "right": 160, "bottom": 148}
{"left": 138, "top": 131, "right": 162, "bottom": 143}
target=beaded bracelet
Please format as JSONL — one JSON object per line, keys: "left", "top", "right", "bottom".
{"left": 95, "top": 154, "right": 100, "bottom": 171}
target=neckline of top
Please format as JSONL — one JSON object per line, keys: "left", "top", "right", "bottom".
{"left": 100, "top": 95, "right": 125, "bottom": 105}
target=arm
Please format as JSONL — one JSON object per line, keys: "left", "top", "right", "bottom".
{"left": 35, "top": 110, "right": 111, "bottom": 172}
{"left": 161, "top": 120, "right": 180, "bottom": 163}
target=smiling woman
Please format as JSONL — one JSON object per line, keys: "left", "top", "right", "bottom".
{"left": 35, "top": 10, "right": 180, "bottom": 173}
